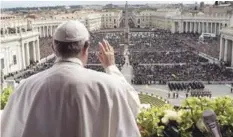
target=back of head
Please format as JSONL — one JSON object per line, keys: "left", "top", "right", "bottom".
{"left": 53, "top": 20, "right": 90, "bottom": 58}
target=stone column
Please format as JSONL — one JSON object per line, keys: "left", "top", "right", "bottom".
{"left": 194, "top": 22, "right": 197, "bottom": 33}
{"left": 188, "top": 22, "right": 190, "bottom": 32}
{"left": 179, "top": 21, "right": 183, "bottom": 33}
{"left": 40, "top": 26, "right": 42, "bottom": 37}
{"left": 218, "top": 23, "right": 221, "bottom": 35}
{"left": 44, "top": 26, "right": 46, "bottom": 37}
{"left": 42, "top": 26, "right": 45, "bottom": 37}
{"left": 48, "top": 26, "right": 50, "bottom": 37}
{"left": 25, "top": 43, "right": 30, "bottom": 66}
{"left": 48, "top": 26, "right": 50, "bottom": 36}
{"left": 224, "top": 39, "right": 228, "bottom": 62}
{"left": 20, "top": 43, "right": 26, "bottom": 69}
{"left": 198, "top": 22, "right": 201, "bottom": 33}
{"left": 52, "top": 25, "right": 55, "bottom": 35}
{"left": 211, "top": 22, "right": 213, "bottom": 33}
{"left": 33, "top": 41, "right": 37, "bottom": 62}
{"left": 38, "top": 27, "right": 40, "bottom": 37}
{"left": 189, "top": 22, "right": 191, "bottom": 32}
{"left": 191, "top": 22, "right": 193, "bottom": 32}
{"left": 216, "top": 23, "right": 218, "bottom": 35}
{"left": 36, "top": 39, "right": 41, "bottom": 62}
{"left": 219, "top": 36, "right": 224, "bottom": 60}
{"left": 202, "top": 22, "right": 205, "bottom": 33}
{"left": 206, "top": 22, "right": 209, "bottom": 33}
{"left": 46, "top": 26, "right": 49, "bottom": 37}
{"left": 50, "top": 26, "right": 53, "bottom": 36}
{"left": 214, "top": 23, "right": 217, "bottom": 34}
{"left": 39, "top": 26, "right": 42, "bottom": 37}
{"left": 185, "top": 22, "right": 188, "bottom": 32}
{"left": 17, "top": 45, "right": 22, "bottom": 69}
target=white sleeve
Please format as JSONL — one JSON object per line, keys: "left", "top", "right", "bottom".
{"left": 105, "top": 65, "right": 141, "bottom": 118}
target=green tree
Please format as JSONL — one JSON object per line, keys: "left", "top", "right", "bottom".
{"left": 1, "top": 86, "right": 13, "bottom": 110}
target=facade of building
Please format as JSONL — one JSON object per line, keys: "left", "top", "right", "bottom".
{"left": 0, "top": 31, "right": 40, "bottom": 75}
{"left": 101, "top": 11, "right": 121, "bottom": 28}
{"left": 86, "top": 13, "right": 102, "bottom": 31}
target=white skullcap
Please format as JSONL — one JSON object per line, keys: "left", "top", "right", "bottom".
{"left": 53, "top": 20, "right": 89, "bottom": 42}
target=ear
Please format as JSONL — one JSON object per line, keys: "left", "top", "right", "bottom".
{"left": 52, "top": 40, "right": 56, "bottom": 52}
{"left": 82, "top": 41, "right": 89, "bottom": 55}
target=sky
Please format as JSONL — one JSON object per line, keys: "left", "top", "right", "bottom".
{"left": 1, "top": 0, "right": 215, "bottom": 9}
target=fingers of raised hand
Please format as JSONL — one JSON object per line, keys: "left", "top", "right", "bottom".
{"left": 102, "top": 39, "right": 108, "bottom": 51}
{"left": 106, "top": 40, "right": 114, "bottom": 52}
{"left": 98, "top": 42, "right": 105, "bottom": 53}
{"left": 102, "top": 39, "right": 110, "bottom": 51}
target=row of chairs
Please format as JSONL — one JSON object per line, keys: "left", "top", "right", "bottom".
{"left": 138, "top": 93, "right": 166, "bottom": 108}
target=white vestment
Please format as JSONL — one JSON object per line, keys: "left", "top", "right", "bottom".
{"left": 1, "top": 58, "right": 141, "bottom": 137}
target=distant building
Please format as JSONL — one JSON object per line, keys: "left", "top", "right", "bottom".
{"left": 200, "top": 2, "right": 205, "bottom": 11}
{"left": 104, "top": 4, "right": 118, "bottom": 9}
{"left": 203, "top": 1, "right": 233, "bottom": 14}
{"left": 26, "top": 14, "right": 40, "bottom": 19}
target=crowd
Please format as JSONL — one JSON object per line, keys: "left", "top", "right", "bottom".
{"left": 129, "top": 31, "right": 187, "bottom": 52}
{"left": 131, "top": 63, "right": 233, "bottom": 83}
{"left": 39, "top": 32, "right": 125, "bottom": 59}
{"left": 5, "top": 32, "right": 127, "bottom": 82}
{"left": 128, "top": 31, "right": 219, "bottom": 58}
{"left": 4, "top": 29, "right": 233, "bottom": 84}
{"left": 39, "top": 37, "right": 53, "bottom": 59}
{"left": 89, "top": 32, "right": 124, "bottom": 52}
{"left": 177, "top": 32, "right": 220, "bottom": 58}
{"left": 129, "top": 51, "right": 208, "bottom": 64}
{"left": 85, "top": 65, "right": 104, "bottom": 72}
{"left": 88, "top": 52, "right": 125, "bottom": 66}
{"left": 5, "top": 57, "right": 56, "bottom": 83}
{"left": 128, "top": 30, "right": 233, "bottom": 83}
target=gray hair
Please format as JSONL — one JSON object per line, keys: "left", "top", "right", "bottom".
{"left": 53, "top": 39, "right": 87, "bottom": 58}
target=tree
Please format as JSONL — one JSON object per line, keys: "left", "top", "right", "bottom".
{"left": 0, "top": 86, "right": 13, "bottom": 110}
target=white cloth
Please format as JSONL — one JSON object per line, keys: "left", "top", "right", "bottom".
{"left": 1, "top": 58, "right": 141, "bottom": 137}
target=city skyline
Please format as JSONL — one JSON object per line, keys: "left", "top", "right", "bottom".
{"left": 1, "top": 1, "right": 215, "bottom": 9}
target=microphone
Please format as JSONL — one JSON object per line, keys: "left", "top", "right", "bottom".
{"left": 202, "top": 110, "right": 222, "bottom": 137}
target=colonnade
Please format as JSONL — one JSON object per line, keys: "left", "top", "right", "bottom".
{"left": 172, "top": 21, "right": 228, "bottom": 35}
{"left": 37, "top": 25, "right": 58, "bottom": 37}
{"left": 20, "top": 39, "right": 40, "bottom": 68}
{"left": 219, "top": 32, "right": 233, "bottom": 67}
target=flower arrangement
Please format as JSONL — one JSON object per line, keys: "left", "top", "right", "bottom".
{"left": 137, "top": 96, "right": 233, "bottom": 137}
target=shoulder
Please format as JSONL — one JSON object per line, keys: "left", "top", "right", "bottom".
{"left": 82, "top": 68, "right": 122, "bottom": 88}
